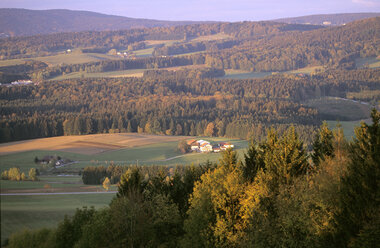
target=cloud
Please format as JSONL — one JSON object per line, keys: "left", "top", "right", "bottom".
{"left": 352, "top": 0, "right": 380, "bottom": 7}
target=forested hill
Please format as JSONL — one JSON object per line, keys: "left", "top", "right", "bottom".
{"left": 273, "top": 12, "right": 380, "bottom": 25}
{"left": 0, "top": 8, "right": 204, "bottom": 37}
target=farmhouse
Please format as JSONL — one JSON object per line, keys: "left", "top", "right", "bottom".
{"left": 200, "top": 142, "right": 213, "bottom": 152}
{"left": 213, "top": 145, "right": 221, "bottom": 153}
{"left": 189, "top": 140, "right": 234, "bottom": 153}
{"left": 219, "top": 142, "right": 234, "bottom": 150}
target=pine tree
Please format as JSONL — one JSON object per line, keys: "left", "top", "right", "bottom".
{"left": 117, "top": 168, "right": 145, "bottom": 198}
{"left": 312, "top": 121, "right": 334, "bottom": 167}
{"left": 335, "top": 109, "right": 380, "bottom": 246}
{"left": 242, "top": 140, "right": 264, "bottom": 182}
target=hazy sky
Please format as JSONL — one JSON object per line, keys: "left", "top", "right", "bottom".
{"left": 1, "top": 0, "right": 380, "bottom": 21}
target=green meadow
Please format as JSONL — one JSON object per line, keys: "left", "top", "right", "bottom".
{"left": 0, "top": 135, "right": 247, "bottom": 244}
{"left": 1, "top": 193, "right": 114, "bottom": 244}
{"left": 0, "top": 51, "right": 119, "bottom": 67}
{"left": 50, "top": 68, "right": 146, "bottom": 81}
{"left": 304, "top": 97, "right": 372, "bottom": 121}
{"left": 0, "top": 137, "right": 248, "bottom": 173}
{"left": 355, "top": 56, "right": 380, "bottom": 69}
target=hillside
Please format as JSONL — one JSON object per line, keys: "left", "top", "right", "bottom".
{"left": 0, "top": 8, "right": 204, "bottom": 37}
{"left": 274, "top": 12, "right": 380, "bottom": 25}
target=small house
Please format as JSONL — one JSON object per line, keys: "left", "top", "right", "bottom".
{"left": 200, "top": 143, "right": 213, "bottom": 152}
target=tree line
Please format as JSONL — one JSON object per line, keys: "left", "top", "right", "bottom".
{"left": 5, "top": 110, "right": 379, "bottom": 248}
{"left": 1, "top": 68, "right": 378, "bottom": 143}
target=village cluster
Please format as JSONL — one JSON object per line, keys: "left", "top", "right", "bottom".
{"left": 187, "top": 139, "right": 234, "bottom": 153}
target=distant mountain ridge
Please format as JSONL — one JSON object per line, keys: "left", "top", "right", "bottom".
{"left": 0, "top": 8, "right": 205, "bottom": 37}
{"left": 273, "top": 13, "right": 380, "bottom": 25}
{"left": 1, "top": 9, "right": 379, "bottom": 38}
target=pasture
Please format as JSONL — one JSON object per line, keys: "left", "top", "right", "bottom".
{"left": 304, "top": 97, "right": 372, "bottom": 121}
{"left": 286, "top": 65, "right": 324, "bottom": 74}
{"left": 0, "top": 133, "right": 247, "bottom": 243}
{"left": 50, "top": 68, "right": 145, "bottom": 80}
{"left": 1, "top": 174, "right": 117, "bottom": 244}
{"left": 0, "top": 133, "right": 189, "bottom": 156}
{"left": 221, "top": 66, "right": 324, "bottom": 80}
{"left": 1, "top": 193, "right": 114, "bottom": 244}
{"left": 0, "top": 51, "right": 119, "bottom": 68}
{"left": 327, "top": 119, "right": 372, "bottom": 139}
{"left": 355, "top": 56, "right": 380, "bottom": 69}
{"left": 0, "top": 133, "right": 248, "bottom": 172}
{"left": 191, "top": 33, "right": 232, "bottom": 42}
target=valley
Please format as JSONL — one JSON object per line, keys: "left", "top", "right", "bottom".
{"left": 0, "top": 8, "right": 379, "bottom": 247}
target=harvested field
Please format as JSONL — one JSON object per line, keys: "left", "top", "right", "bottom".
{"left": 0, "top": 133, "right": 192, "bottom": 156}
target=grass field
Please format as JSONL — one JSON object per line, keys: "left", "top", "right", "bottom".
{"left": 305, "top": 97, "right": 372, "bottom": 121}
{"left": 131, "top": 40, "right": 182, "bottom": 58}
{"left": 326, "top": 119, "right": 372, "bottom": 139}
{"left": 0, "top": 134, "right": 247, "bottom": 243}
{"left": 355, "top": 56, "right": 380, "bottom": 69}
{"left": 0, "top": 133, "right": 248, "bottom": 173}
{"left": 0, "top": 133, "right": 189, "bottom": 156}
{"left": 285, "top": 66, "right": 324, "bottom": 74}
{"left": 50, "top": 69, "right": 145, "bottom": 80}
{"left": 0, "top": 51, "right": 119, "bottom": 68}
{"left": 191, "top": 33, "right": 232, "bottom": 42}
{"left": 133, "top": 47, "right": 155, "bottom": 57}
{"left": 1, "top": 193, "right": 114, "bottom": 244}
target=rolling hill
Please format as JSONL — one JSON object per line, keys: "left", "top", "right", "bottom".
{"left": 273, "top": 12, "right": 380, "bottom": 25}
{"left": 0, "top": 8, "right": 205, "bottom": 37}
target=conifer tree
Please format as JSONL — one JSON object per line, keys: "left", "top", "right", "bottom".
{"left": 312, "top": 121, "right": 334, "bottom": 167}
{"left": 242, "top": 140, "right": 263, "bottom": 182}
{"left": 336, "top": 109, "right": 380, "bottom": 246}
{"left": 117, "top": 168, "right": 145, "bottom": 198}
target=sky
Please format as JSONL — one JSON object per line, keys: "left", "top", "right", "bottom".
{"left": 1, "top": 0, "right": 379, "bottom": 21}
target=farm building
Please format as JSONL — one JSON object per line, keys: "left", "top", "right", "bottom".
{"left": 189, "top": 140, "right": 234, "bottom": 153}
{"left": 219, "top": 142, "right": 234, "bottom": 150}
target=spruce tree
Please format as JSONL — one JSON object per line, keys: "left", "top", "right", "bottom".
{"left": 312, "top": 121, "right": 334, "bottom": 167}
{"left": 242, "top": 140, "right": 264, "bottom": 182}
{"left": 336, "top": 109, "right": 380, "bottom": 246}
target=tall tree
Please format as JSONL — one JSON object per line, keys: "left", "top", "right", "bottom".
{"left": 312, "top": 121, "right": 334, "bottom": 167}
{"left": 335, "top": 109, "right": 380, "bottom": 246}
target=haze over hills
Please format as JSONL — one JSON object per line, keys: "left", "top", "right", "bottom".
{"left": 273, "top": 12, "right": 380, "bottom": 25}
{"left": 1, "top": 9, "right": 380, "bottom": 38}
{"left": 0, "top": 8, "right": 206, "bottom": 37}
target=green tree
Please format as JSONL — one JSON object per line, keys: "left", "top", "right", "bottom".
{"left": 117, "top": 167, "right": 145, "bottom": 198}
{"left": 178, "top": 140, "right": 190, "bottom": 154}
{"left": 75, "top": 209, "right": 112, "bottom": 248}
{"left": 312, "top": 121, "right": 334, "bottom": 167}
{"left": 55, "top": 207, "right": 96, "bottom": 248}
{"left": 183, "top": 150, "right": 246, "bottom": 248}
{"left": 242, "top": 140, "right": 264, "bottom": 182}
{"left": 335, "top": 109, "right": 380, "bottom": 246}
{"left": 204, "top": 122, "right": 216, "bottom": 137}
{"left": 8, "top": 167, "right": 22, "bottom": 181}
{"left": 28, "top": 168, "right": 38, "bottom": 181}
{"left": 7, "top": 228, "right": 55, "bottom": 248}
